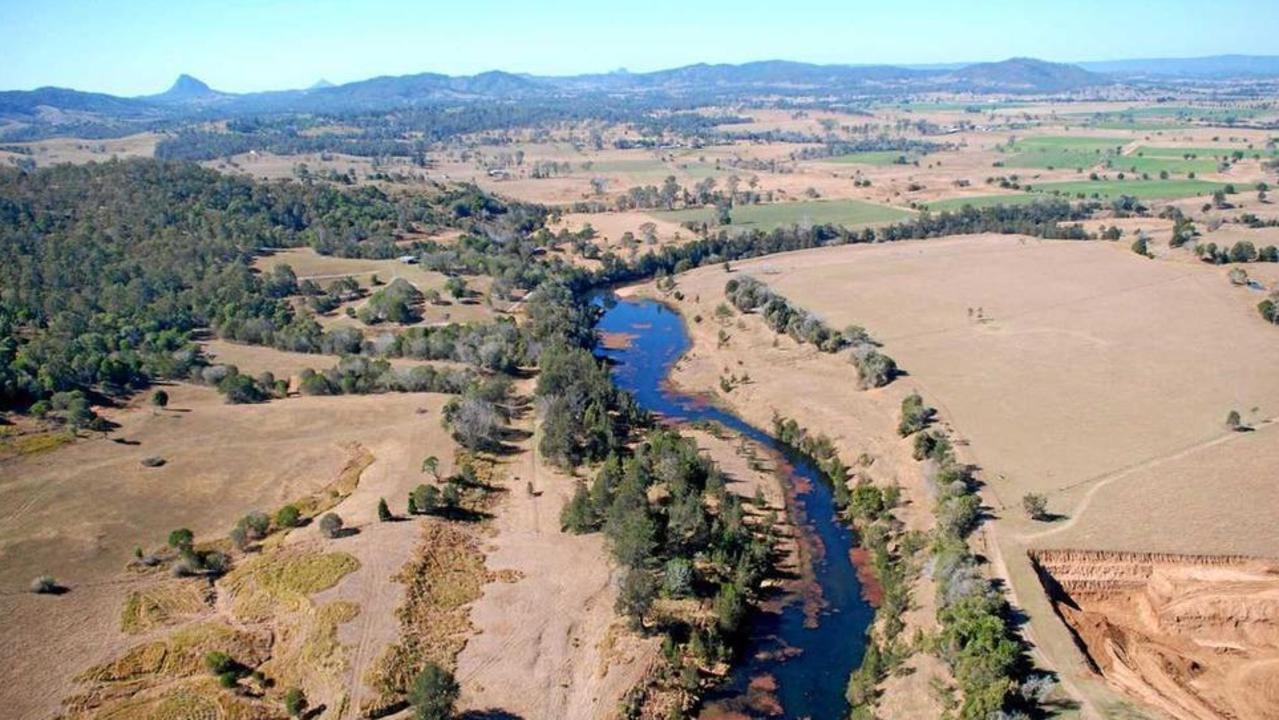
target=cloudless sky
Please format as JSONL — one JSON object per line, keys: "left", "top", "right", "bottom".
{"left": 2, "top": 0, "right": 1277, "bottom": 95}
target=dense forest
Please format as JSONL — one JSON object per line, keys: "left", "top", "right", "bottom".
{"left": 0, "top": 159, "right": 536, "bottom": 410}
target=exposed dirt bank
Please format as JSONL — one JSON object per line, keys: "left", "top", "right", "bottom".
{"left": 1031, "top": 549, "right": 1279, "bottom": 720}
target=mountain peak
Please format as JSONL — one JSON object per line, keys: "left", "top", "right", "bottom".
{"left": 309, "top": 78, "right": 335, "bottom": 90}
{"left": 167, "top": 74, "right": 213, "bottom": 95}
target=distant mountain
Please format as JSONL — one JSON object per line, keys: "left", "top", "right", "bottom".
{"left": 309, "top": 79, "right": 335, "bottom": 90}
{"left": 0, "top": 86, "right": 153, "bottom": 120}
{"left": 943, "top": 58, "right": 1103, "bottom": 92}
{"left": 1, "top": 55, "right": 1276, "bottom": 135}
{"left": 1080, "top": 55, "right": 1279, "bottom": 78}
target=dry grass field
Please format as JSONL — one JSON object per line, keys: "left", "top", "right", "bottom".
{"left": 253, "top": 247, "right": 500, "bottom": 326}
{"left": 653, "top": 234, "right": 1279, "bottom": 717}
{"left": 0, "top": 132, "right": 160, "bottom": 167}
{"left": 0, "top": 384, "right": 457, "bottom": 719}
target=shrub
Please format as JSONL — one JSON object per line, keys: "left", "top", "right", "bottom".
{"left": 1226, "top": 410, "right": 1243, "bottom": 431}
{"left": 319, "top": 513, "right": 344, "bottom": 538}
{"left": 218, "top": 671, "right": 239, "bottom": 689}
{"left": 140, "top": 456, "right": 166, "bottom": 467}
{"left": 30, "top": 575, "right": 58, "bottom": 594}
{"left": 241, "top": 511, "right": 271, "bottom": 540}
{"left": 1022, "top": 493, "right": 1048, "bottom": 521}
{"left": 663, "top": 558, "right": 694, "bottom": 598}
{"left": 151, "top": 389, "right": 169, "bottom": 408}
{"left": 377, "top": 497, "right": 392, "bottom": 522}
{"left": 1130, "top": 236, "right": 1148, "bottom": 256}
{"left": 898, "top": 392, "right": 933, "bottom": 436}
{"left": 168, "top": 528, "right": 194, "bottom": 550}
{"left": 851, "top": 344, "right": 897, "bottom": 389}
{"left": 229, "top": 525, "right": 249, "bottom": 551}
{"left": 205, "top": 650, "right": 235, "bottom": 675}
{"left": 408, "top": 663, "right": 460, "bottom": 720}
{"left": 284, "top": 687, "right": 308, "bottom": 718}
{"left": 276, "top": 504, "right": 302, "bottom": 529}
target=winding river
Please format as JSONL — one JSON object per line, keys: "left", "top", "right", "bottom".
{"left": 596, "top": 295, "right": 874, "bottom": 719}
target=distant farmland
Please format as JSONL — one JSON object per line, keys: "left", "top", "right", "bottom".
{"left": 827, "top": 150, "right": 916, "bottom": 166}
{"left": 656, "top": 198, "right": 912, "bottom": 229}
{"left": 1002, "top": 136, "right": 1128, "bottom": 170}
{"left": 922, "top": 194, "right": 1042, "bottom": 211}
{"left": 1025, "top": 178, "right": 1226, "bottom": 200}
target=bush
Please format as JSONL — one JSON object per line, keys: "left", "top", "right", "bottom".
{"left": 408, "top": 663, "right": 460, "bottom": 720}
{"left": 284, "top": 687, "right": 308, "bottom": 718}
{"left": 377, "top": 497, "right": 392, "bottom": 522}
{"left": 218, "top": 671, "right": 239, "bottom": 689}
{"left": 276, "top": 504, "right": 302, "bottom": 528}
{"left": 30, "top": 575, "right": 59, "bottom": 594}
{"left": 319, "top": 513, "right": 344, "bottom": 538}
{"left": 1130, "top": 235, "right": 1148, "bottom": 256}
{"left": 151, "top": 389, "right": 169, "bottom": 408}
{"left": 205, "top": 650, "right": 235, "bottom": 675}
{"left": 140, "top": 456, "right": 166, "bottom": 467}
{"left": 851, "top": 344, "right": 897, "bottom": 389}
{"left": 168, "top": 528, "right": 194, "bottom": 550}
{"left": 898, "top": 392, "right": 933, "bottom": 436}
{"left": 1226, "top": 410, "right": 1243, "bottom": 431}
{"left": 1021, "top": 493, "right": 1048, "bottom": 520}
{"left": 413, "top": 484, "right": 440, "bottom": 514}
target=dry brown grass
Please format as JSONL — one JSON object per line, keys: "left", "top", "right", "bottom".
{"left": 361, "top": 520, "right": 491, "bottom": 716}
{"left": 120, "top": 581, "right": 214, "bottom": 634}
{"left": 222, "top": 549, "right": 360, "bottom": 623}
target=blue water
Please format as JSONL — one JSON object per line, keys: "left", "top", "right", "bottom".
{"left": 596, "top": 296, "right": 873, "bottom": 720}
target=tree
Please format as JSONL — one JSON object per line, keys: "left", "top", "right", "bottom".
{"left": 276, "top": 504, "right": 301, "bottom": 528}
{"left": 168, "top": 528, "right": 194, "bottom": 550}
{"left": 284, "top": 688, "right": 308, "bottom": 718}
{"left": 408, "top": 663, "right": 459, "bottom": 720}
{"left": 421, "top": 456, "right": 440, "bottom": 480}
{"left": 413, "top": 484, "right": 439, "bottom": 514}
{"left": 615, "top": 569, "right": 658, "bottom": 630}
{"left": 151, "top": 389, "right": 169, "bottom": 408}
{"left": 1021, "top": 493, "right": 1048, "bottom": 521}
{"left": 560, "top": 481, "right": 597, "bottom": 533}
{"left": 319, "top": 513, "right": 343, "bottom": 538}
{"left": 377, "top": 498, "right": 392, "bottom": 522}
{"left": 1226, "top": 410, "right": 1243, "bottom": 431}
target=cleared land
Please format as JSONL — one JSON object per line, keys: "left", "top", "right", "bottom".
{"left": 0, "top": 385, "right": 455, "bottom": 719}
{"left": 666, "top": 234, "right": 1279, "bottom": 717}
{"left": 655, "top": 198, "right": 913, "bottom": 230}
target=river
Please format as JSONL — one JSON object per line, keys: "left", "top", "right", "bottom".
{"left": 596, "top": 295, "right": 874, "bottom": 720}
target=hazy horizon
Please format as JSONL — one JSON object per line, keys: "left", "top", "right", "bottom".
{"left": 3, "top": 0, "right": 1277, "bottom": 95}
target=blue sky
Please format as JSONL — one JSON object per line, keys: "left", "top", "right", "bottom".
{"left": 2, "top": 0, "right": 1277, "bottom": 95}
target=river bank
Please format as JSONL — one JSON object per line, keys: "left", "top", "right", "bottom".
{"left": 615, "top": 277, "right": 955, "bottom": 719}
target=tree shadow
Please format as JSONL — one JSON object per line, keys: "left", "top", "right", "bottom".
{"left": 460, "top": 710, "right": 525, "bottom": 720}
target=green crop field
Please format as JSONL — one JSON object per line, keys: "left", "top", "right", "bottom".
{"left": 1139, "top": 145, "right": 1278, "bottom": 159}
{"left": 1002, "top": 136, "right": 1129, "bottom": 170}
{"left": 828, "top": 150, "right": 915, "bottom": 166}
{"left": 656, "top": 198, "right": 913, "bottom": 230}
{"left": 922, "top": 194, "right": 1044, "bottom": 211}
{"left": 1025, "top": 178, "right": 1226, "bottom": 201}
{"left": 1105, "top": 155, "right": 1219, "bottom": 175}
